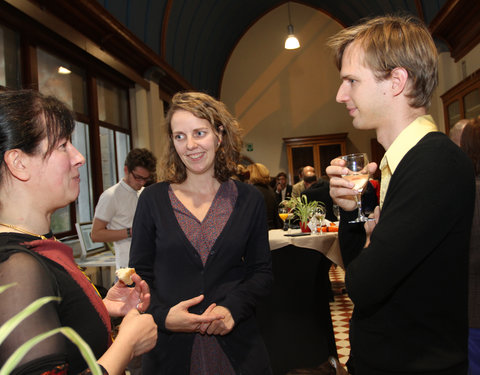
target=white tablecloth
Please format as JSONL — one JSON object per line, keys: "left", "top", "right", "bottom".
{"left": 268, "top": 229, "right": 343, "bottom": 268}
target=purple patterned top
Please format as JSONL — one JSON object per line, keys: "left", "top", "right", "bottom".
{"left": 169, "top": 180, "right": 238, "bottom": 375}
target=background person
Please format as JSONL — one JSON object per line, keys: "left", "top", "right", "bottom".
{"left": 302, "top": 174, "right": 336, "bottom": 222}
{"left": 459, "top": 117, "right": 480, "bottom": 374}
{"left": 91, "top": 148, "right": 157, "bottom": 270}
{"left": 450, "top": 118, "right": 469, "bottom": 147}
{"left": 326, "top": 15, "right": 474, "bottom": 374}
{"left": 0, "top": 89, "right": 157, "bottom": 375}
{"left": 292, "top": 165, "right": 315, "bottom": 198}
{"left": 129, "top": 91, "right": 273, "bottom": 374}
{"left": 246, "top": 163, "right": 282, "bottom": 230}
{"left": 274, "top": 171, "right": 292, "bottom": 205}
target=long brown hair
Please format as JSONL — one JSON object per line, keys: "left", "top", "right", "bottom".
{"left": 161, "top": 91, "right": 243, "bottom": 183}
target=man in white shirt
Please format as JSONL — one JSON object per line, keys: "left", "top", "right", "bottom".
{"left": 91, "top": 148, "right": 157, "bottom": 269}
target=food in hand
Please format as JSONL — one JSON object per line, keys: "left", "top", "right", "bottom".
{"left": 116, "top": 267, "right": 135, "bottom": 284}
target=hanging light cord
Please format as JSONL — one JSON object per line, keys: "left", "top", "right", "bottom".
{"left": 288, "top": 1, "right": 292, "bottom": 25}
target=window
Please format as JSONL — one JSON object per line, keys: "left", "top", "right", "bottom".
{"left": 37, "top": 48, "right": 88, "bottom": 114}
{"left": 73, "top": 121, "right": 94, "bottom": 223}
{"left": 0, "top": 18, "right": 134, "bottom": 237}
{"left": 97, "top": 78, "right": 129, "bottom": 128}
{"left": 35, "top": 47, "right": 131, "bottom": 235}
{"left": 0, "top": 24, "right": 21, "bottom": 89}
{"left": 97, "top": 78, "right": 131, "bottom": 192}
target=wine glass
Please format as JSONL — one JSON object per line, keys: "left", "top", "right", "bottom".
{"left": 278, "top": 206, "right": 290, "bottom": 233}
{"left": 332, "top": 204, "right": 340, "bottom": 222}
{"left": 339, "top": 153, "right": 372, "bottom": 223}
{"left": 313, "top": 206, "right": 325, "bottom": 235}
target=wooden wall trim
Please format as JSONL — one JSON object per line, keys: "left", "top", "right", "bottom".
{"left": 5, "top": 0, "right": 193, "bottom": 95}
{"left": 5, "top": 0, "right": 150, "bottom": 89}
{"left": 429, "top": 0, "right": 480, "bottom": 61}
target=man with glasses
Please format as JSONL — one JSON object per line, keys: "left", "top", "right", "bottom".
{"left": 91, "top": 148, "right": 157, "bottom": 270}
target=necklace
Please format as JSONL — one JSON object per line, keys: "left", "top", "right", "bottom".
{"left": 0, "top": 223, "right": 54, "bottom": 240}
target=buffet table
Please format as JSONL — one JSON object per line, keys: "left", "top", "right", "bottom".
{"left": 257, "top": 229, "right": 342, "bottom": 374}
{"left": 269, "top": 228, "right": 343, "bottom": 268}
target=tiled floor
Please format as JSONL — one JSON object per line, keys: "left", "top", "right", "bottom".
{"left": 329, "top": 265, "right": 354, "bottom": 370}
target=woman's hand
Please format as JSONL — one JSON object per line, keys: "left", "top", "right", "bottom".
{"left": 103, "top": 273, "right": 151, "bottom": 317}
{"left": 165, "top": 295, "right": 224, "bottom": 333}
{"left": 198, "top": 305, "right": 235, "bottom": 336}
{"left": 117, "top": 309, "right": 158, "bottom": 357}
{"left": 326, "top": 158, "right": 377, "bottom": 211}
{"left": 98, "top": 309, "right": 157, "bottom": 373}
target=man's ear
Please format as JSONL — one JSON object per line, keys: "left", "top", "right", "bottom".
{"left": 390, "top": 67, "right": 409, "bottom": 97}
{"left": 3, "top": 149, "right": 30, "bottom": 181}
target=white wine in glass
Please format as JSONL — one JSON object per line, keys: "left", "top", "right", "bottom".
{"left": 340, "top": 153, "right": 372, "bottom": 223}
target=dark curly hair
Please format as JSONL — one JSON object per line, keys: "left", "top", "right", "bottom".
{"left": 125, "top": 148, "right": 157, "bottom": 174}
{"left": 162, "top": 91, "right": 243, "bottom": 183}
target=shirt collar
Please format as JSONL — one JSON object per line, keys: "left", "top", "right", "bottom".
{"left": 384, "top": 115, "right": 437, "bottom": 174}
{"left": 120, "top": 179, "right": 143, "bottom": 195}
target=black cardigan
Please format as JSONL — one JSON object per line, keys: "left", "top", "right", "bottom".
{"left": 339, "top": 132, "right": 475, "bottom": 375}
{"left": 129, "top": 180, "right": 273, "bottom": 374}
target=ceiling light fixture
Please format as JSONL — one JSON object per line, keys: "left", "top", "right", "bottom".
{"left": 57, "top": 66, "right": 71, "bottom": 75}
{"left": 284, "top": 2, "right": 300, "bottom": 50}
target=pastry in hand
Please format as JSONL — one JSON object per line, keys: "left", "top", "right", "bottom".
{"left": 115, "top": 267, "right": 135, "bottom": 285}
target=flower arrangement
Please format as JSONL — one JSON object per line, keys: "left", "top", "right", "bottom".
{"left": 280, "top": 195, "right": 324, "bottom": 230}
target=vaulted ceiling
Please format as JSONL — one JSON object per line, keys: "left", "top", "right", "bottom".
{"left": 18, "top": 0, "right": 480, "bottom": 98}
{"left": 95, "top": 0, "right": 451, "bottom": 96}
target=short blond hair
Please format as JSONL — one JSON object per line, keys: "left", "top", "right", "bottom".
{"left": 327, "top": 15, "right": 438, "bottom": 109}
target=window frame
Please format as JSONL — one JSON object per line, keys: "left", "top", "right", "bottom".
{"left": 0, "top": 13, "right": 134, "bottom": 237}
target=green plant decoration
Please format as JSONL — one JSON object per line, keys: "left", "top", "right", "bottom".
{"left": 291, "top": 195, "right": 325, "bottom": 225}
{"left": 0, "top": 283, "right": 102, "bottom": 375}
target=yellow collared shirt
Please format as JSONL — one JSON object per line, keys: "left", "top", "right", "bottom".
{"left": 379, "top": 115, "right": 438, "bottom": 207}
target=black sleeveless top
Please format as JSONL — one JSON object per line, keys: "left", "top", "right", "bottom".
{"left": 0, "top": 233, "right": 109, "bottom": 374}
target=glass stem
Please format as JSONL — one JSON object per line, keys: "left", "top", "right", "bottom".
{"left": 356, "top": 194, "right": 363, "bottom": 220}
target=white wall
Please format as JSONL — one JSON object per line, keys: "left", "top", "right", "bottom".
{"left": 130, "top": 82, "right": 165, "bottom": 163}
{"left": 221, "top": 3, "right": 375, "bottom": 178}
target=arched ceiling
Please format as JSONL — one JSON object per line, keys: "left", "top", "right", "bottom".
{"left": 95, "top": 0, "right": 449, "bottom": 96}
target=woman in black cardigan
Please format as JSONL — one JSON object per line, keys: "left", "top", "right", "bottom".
{"left": 129, "top": 92, "right": 273, "bottom": 374}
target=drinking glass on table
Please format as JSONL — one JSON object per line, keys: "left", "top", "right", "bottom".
{"left": 278, "top": 206, "right": 291, "bottom": 233}
{"left": 313, "top": 206, "right": 325, "bottom": 235}
{"left": 340, "top": 153, "right": 373, "bottom": 223}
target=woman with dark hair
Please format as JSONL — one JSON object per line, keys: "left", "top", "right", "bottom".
{"left": 129, "top": 91, "right": 273, "bottom": 374}
{"left": 460, "top": 116, "right": 480, "bottom": 374}
{"left": 0, "top": 89, "right": 157, "bottom": 375}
